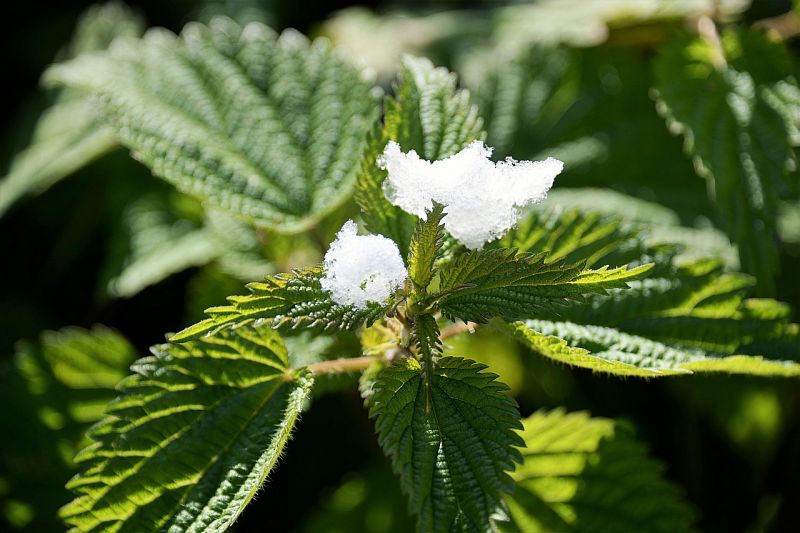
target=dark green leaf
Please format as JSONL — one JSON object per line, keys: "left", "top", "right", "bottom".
{"left": 653, "top": 29, "right": 800, "bottom": 294}
{"left": 171, "top": 267, "right": 390, "bottom": 342}
{"left": 473, "top": 45, "right": 576, "bottom": 160}
{"left": 434, "top": 249, "right": 651, "bottom": 323}
{"left": 408, "top": 203, "right": 446, "bottom": 291}
{"left": 505, "top": 258, "right": 800, "bottom": 376}
{"left": 534, "top": 189, "right": 739, "bottom": 269}
{"left": 368, "top": 356, "right": 523, "bottom": 532}
{"left": 412, "top": 313, "right": 441, "bottom": 379}
{"left": 500, "top": 207, "right": 648, "bottom": 268}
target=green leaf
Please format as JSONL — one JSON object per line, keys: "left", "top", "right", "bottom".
{"left": 101, "top": 193, "right": 217, "bottom": 298}
{"left": 63, "top": 2, "right": 145, "bottom": 58}
{"left": 3, "top": 327, "right": 136, "bottom": 531}
{"left": 565, "top": 260, "right": 799, "bottom": 353}
{"left": 494, "top": 206, "right": 800, "bottom": 377}
{"left": 61, "top": 326, "right": 314, "bottom": 532}
{"left": 356, "top": 56, "right": 484, "bottom": 254}
{"left": 408, "top": 203, "right": 446, "bottom": 291}
{"left": 541, "top": 188, "right": 682, "bottom": 226}
{"left": 0, "top": 2, "right": 144, "bottom": 216}
{"left": 47, "top": 17, "right": 379, "bottom": 233}
{"left": 534, "top": 189, "right": 740, "bottom": 269}
{"left": 653, "top": 29, "right": 800, "bottom": 294}
{"left": 434, "top": 248, "right": 652, "bottom": 323}
{"left": 472, "top": 45, "right": 578, "bottom": 160}
{"left": 194, "top": 0, "right": 275, "bottom": 26}
{"left": 171, "top": 266, "right": 391, "bottom": 342}
{"left": 500, "top": 207, "right": 650, "bottom": 269}
{"left": 203, "top": 208, "right": 273, "bottom": 282}
{"left": 0, "top": 99, "right": 116, "bottom": 218}
{"left": 501, "top": 409, "right": 696, "bottom": 532}
{"left": 321, "top": 8, "right": 483, "bottom": 82}
{"left": 16, "top": 325, "right": 138, "bottom": 447}
{"left": 504, "top": 259, "right": 800, "bottom": 377}
{"left": 467, "top": 42, "right": 698, "bottom": 202}
{"left": 18, "top": 326, "right": 136, "bottom": 396}
{"left": 368, "top": 356, "right": 523, "bottom": 532}
{"left": 411, "top": 314, "right": 442, "bottom": 379}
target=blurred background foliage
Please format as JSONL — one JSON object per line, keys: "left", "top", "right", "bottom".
{"left": 1, "top": 0, "right": 799, "bottom": 531}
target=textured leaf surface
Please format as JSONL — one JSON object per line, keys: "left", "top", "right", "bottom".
{"left": 505, "top": 259, "right": 800, "bottom": 377}
{"left": 434, "top": 249, "right": 651, "bottom": 323}
{"left": 472, "top": 45, "right": 577, "bottom": 160}
{"left": 408, "top": 203, "right": 446, "bottom": 291}
{"left": 171, "top": 267, "right": 390, "bottom": 341}
{"left": 654, "top": 29, "right": 800, "bottom": 294}
{"left": 204, "top": 208, "right": 273, "bottom": 282}
{"left": 535, "top": 189, "right": 740, "bottom": 268}
{"left": 501, "top": 207, "right": 650, "bottom": 269}
{"left": 368, "top": 357, "right": 523, "bottom": 532}
{"left": 494, "top": 207, "right": 799, "bottom": 377}
{"left": 0, "top": 3, "right": 143, "bottom": 216}
{"left": 356, "top": 56, "right": 484, "bottom": 254}
{"left": 467, "top": 40, "right": 699, "bottom": 202}
{"left": 61, "top": 326, "right": 313, "bottom": 532}
{"left": 48, "top": 17, "right": 379, "bottom": 232}
{"left": 411, "top": 314, "right": 442, "bottom": 380}
{"left": 564, "top": 258, "right": 799, "bottom": 352}
{"left": 102, "top": 193, "right": 217, "bottom": 298}
{"left": 501, "top": 409, "right": 695, "bottom": 532}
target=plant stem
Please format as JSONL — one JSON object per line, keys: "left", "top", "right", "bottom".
{"left": 306, "top": 321, "right": 476, "bottom": 376}
{"left": 754, "top": 11, "right": 800, "bottom": 41}
{"left": 696, "top": 16, "right": 727, "bottom": 70}
{"left": 439, "top": 321, "right": 477, "bottom": 341}
{"left": 307, "top": 356, "right": 377, "bottom": 375}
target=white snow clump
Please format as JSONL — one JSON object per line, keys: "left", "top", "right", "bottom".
{"left": 378, "top": 140, "right": 564, "bottom": 249}
{"left": 320, "top": 220, "right": 408, "bottom": 309}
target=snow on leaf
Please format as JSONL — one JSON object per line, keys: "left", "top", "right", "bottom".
{"left": 378, "top": 140, "right": 563, "bottom": 249}
{"left": 320, "top": 220, "right": 408, "bottom": 310}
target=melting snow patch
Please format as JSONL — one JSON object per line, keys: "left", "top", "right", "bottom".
{"left": 321, "top": 220, "right": 408, "bottom": 309}
{"left": 378, "top": 140, "right": 563, "bottom": 249}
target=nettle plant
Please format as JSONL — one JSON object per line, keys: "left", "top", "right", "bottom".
{"left": 21, "top": 12, "right": 798, "bottom": 533}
